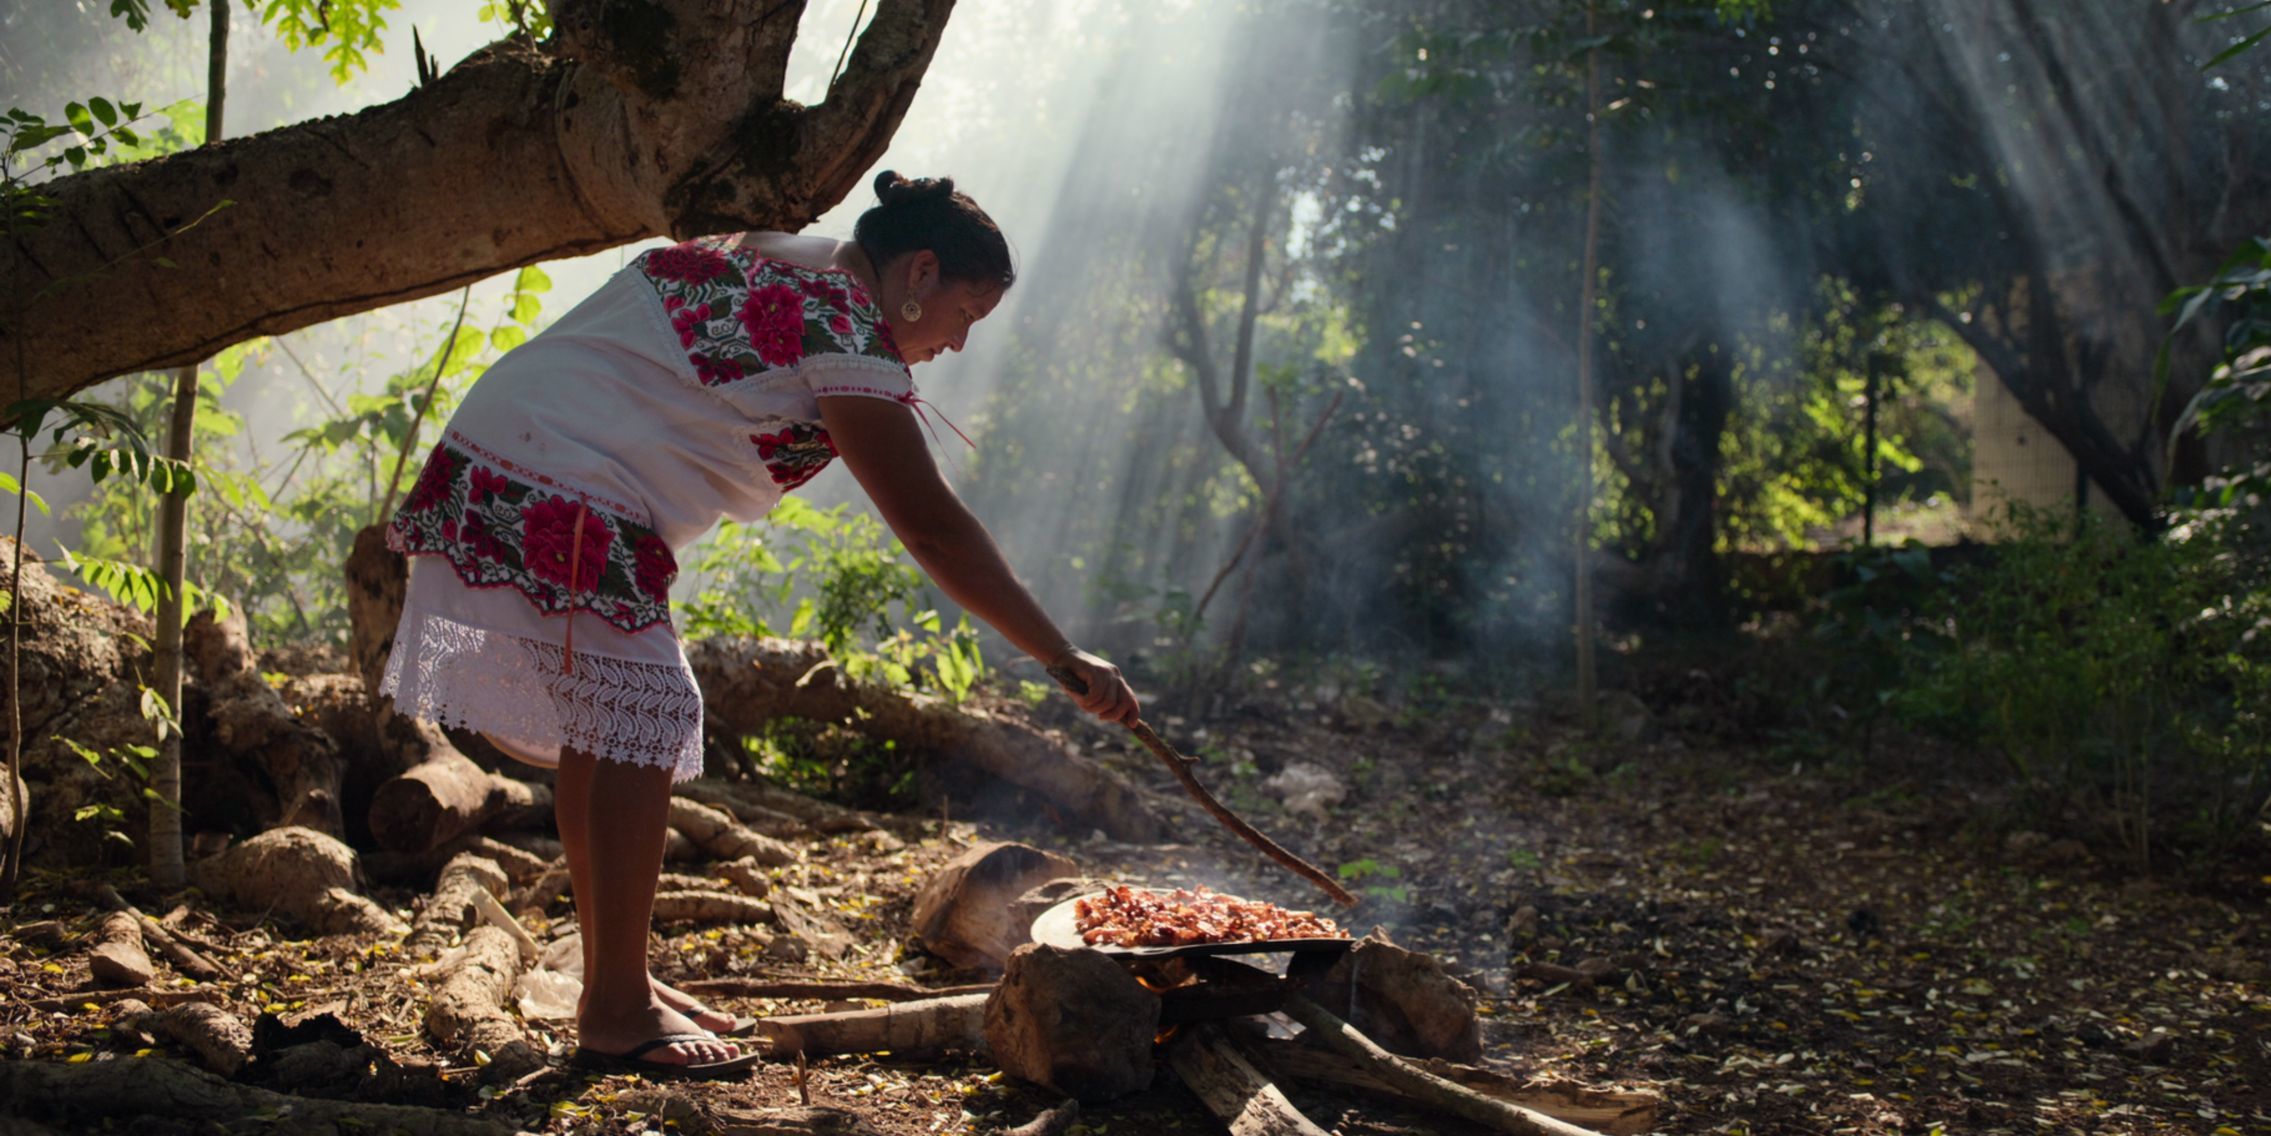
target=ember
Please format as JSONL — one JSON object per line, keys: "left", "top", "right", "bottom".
{"left": 1074, "top": 885, "right": 1349, "bottom": 948}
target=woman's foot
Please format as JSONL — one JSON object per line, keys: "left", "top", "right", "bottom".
{"left": 575, "top": 995, "right": 744, "bottom": 1070}
{"left": 651, "top": 976, "right": 754, "bottom": 1036}
{"left": 574, "top": 974, "right": 752, "bottom": 1037}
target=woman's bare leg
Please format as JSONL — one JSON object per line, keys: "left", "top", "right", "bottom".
{"left": 556, "top": 746, "right": 739, "bottom": 1065}
{"left": 554, "top": 757, "right": 737, "bottom": 1032}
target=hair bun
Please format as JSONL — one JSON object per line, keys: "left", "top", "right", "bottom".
{"left": 873, "top": 170, "right": 957, "bottom": 206}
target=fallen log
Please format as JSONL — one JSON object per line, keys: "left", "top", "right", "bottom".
{"left": 514, "top": 857, "right": 573, "bottom": 916}
{"left": 86, "top": 911, "right": 155, "bottom": 988}
{"left": 678, "top": 978, "right": 996, "bottom": 1002}
{"left": 688, "top": 637, "right": 1163, "bottom": 841}
{"left": 670, "top": 797, "right": 797, "bottom": 866}
{"left": 1167, "top": 1022, "right": 1329, "bottom": 1136}
{"left": 23, "top": 987, "right": 224, "bottom": 1013}
{"left": 142, "top": 1002, "right": 254, "bottom": 1078}
{"left": 185, "top": 607, "right": 346, "bottom": 838}
{"left": 1256, "top": 1042, "right": 1660, "bottom": 1136}
{"left": 1281, "top": 995, "right": 1604, "bottom": 1136}
{"left": 186, "top": 826, "right": 405, "bottom": 938}
{"left": 368, "top": 749, "right": 553, "bottom": 856}
{"left": 747, "top": 991, "right": 990, "bottom": 1058}
{"left": 83, "top": 884, "right": 226, "bottom": 982}
{"left": 676, "top": 777, "right": 882, "bottom": 836}
{"left": 423, "top": 924, "right": 545, "bottom": 1078}
{"left": 651, "top": 889, "right": 775, "bottom": 925}
{"left": 1, "top": 1056, "right": 516, "bottom": 1136}
{"left": 404, "top": 853, "right": 510, "bottom": 960}
{"left": 366, "top": 833, "right": 555, "bottom": 888}
{"left": 716, "top": 856, "right": 774, "bottom": 897}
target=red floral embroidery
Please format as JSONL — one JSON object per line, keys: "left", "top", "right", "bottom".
{"left": 521, "top": 495, "right": 615, "bottom": 591}
{"left": 739, "top": 283, "right": 807, "bottom": 368}
{"left": 750, "top": 422, "right": 837, "bottom": 489}
{"left": 385, "top": 440, "right": 675, "bottom": 634}
{"left": 633, "top": 246, "right": 906, "bottom": 390}
{"left": 632, "top": 532, "right": 674, "bottom": 600}
{"left": 646, "top": 242, "right": 732, "bottom": 285}
{"left": 468, "top": 466, "right": 509, "bottom": 504}
{"left": 691, "top": 354, "right": 745, "bottom": 387}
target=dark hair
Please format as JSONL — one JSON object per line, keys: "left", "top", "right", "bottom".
{"left": 853, "top": 171, "right": 1015, "bottom": 291}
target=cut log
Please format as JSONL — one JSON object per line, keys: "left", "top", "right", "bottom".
{"left": 368, "top": 750, "right": 553, "bottom": 855}
{"left": 366, "top": 833, "right": 555, "bottom": 887}
{"left": 146, "top": 1002, "right": 254, "bottom": 1078}
{"left": 404, "top": 854, "right": 510, "bottom": 960}
{"left": 983, "top": 944, "right": 1157, "bottom": 1103}
{"left": 1166, "top": 1022, "right": 1329, "bottom": 1136}
{"left": 716, "top": 856, "right": 774, "bottom": 898}
{"left": 1256, "top": 1041, "right": 1660, "bottom": 1136}
{"left": 908, "top": 842, "right": 1079, "bottom": 972}
{"left": 185, "top": 607, "right": 346, "bottom": 838}
{"left": 1317, "top": 928, "right": 1483, "bottom": 1062}
{"left": 688, "top": 637, "right": 1163, "bottom": 840}
{"left": 83, "top": 884, "right": 226, "bottom": 982}
{"left": 677, "top": 777, "right": 884, "bottom": 836}
{"left": 747, "top": 992, "right": 989, "bottom": 1058}
{"left": 423, "top": 924, "right": 546, "bottom": 1078}
{"left": 514, "top": 858, "right": 574, "bottom": 916}
{"left": 770, "top": 888, "right": 857, "bottom": 962}
{"left": 86, "top": 910, "right": 155, "bottom": 989}
{"left": 670, "top": 797, "right": 798, "bottom": 866}
{"left": 1, "top": 1055, "right": 515, "bottom": 1135}
{"left": 187, "top": 826, "right": 406, "bottom": 938}
{"left": 651, "top": 889, "right": 776, "bottom": 925}
{"left": 1280, "top": 995, "right": 1605, "bottom": 1136}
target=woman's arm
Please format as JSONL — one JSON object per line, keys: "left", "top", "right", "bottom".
{"left": 817, "top": 394, "right": 1139, "bottom": 724}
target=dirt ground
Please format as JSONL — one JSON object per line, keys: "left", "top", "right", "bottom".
{"left": 3, "top": 682, "right": 2266, "bottom": 1135}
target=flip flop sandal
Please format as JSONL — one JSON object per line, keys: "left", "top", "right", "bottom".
{"left": 570, "top": 1032, "right": 762, "bottom": 1081}
{"left": 684, "top": 1002, "right": 762, "bottom": 1038}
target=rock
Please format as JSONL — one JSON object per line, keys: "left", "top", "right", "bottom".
{"left": 909, "top": 842, "right": 1080, "bottom": 972}
{"left": 1261, "top": 762, "right": 1347, "bottom": 823}
{"left": 983, "top": 944, "right": 1157, "bottom": 1103}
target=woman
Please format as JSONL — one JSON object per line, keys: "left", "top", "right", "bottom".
{"left": 382, "top": 172, "right": 1139, "bottom": 1078}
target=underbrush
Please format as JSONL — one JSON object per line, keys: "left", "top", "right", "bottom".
{"left": 1721, "top": 504, "right": 2270, "bottom": 874}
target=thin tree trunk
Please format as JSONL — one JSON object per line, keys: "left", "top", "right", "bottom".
{"left": 1571, "top": 0, "right": 1604, "bottom": 733}
{"left": 149, "top": 0, "right": 229, "bottom": 890}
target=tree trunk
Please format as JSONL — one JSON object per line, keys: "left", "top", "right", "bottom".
{"left": 0, "top": 0, "right": 957, "bottom": 404}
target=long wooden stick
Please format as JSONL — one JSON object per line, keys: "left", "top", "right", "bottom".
{"left": 1050, "top": 667, "right": 1356, "bottom": 907}
{"left": 1281, "top": 995, "right": 1606, "bottom": 1136}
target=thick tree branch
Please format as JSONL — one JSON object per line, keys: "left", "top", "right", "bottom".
{"left": 1, "top": 0, "right": 955, "bottom": 407}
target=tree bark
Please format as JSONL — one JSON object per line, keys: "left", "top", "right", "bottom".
{"left": 688, "top": 637, "right": 1163, "bottom": 840}
{"left": 423, "top": 924, "right": 545, "bottom": 1078}
{"left": 367, "top": 750, "right": 552, "bottom": 855}
{"left": 0, "top": 0, "right": 958, "bottom": 403}
{"left": 2, "top": 1056, "right": 516, "bottom": 1136}
{"left": 746, "top": 991, "right": 991, "bottom": 1058}
{"left": 185, "top": 608, "right": 347, "bottom": 838}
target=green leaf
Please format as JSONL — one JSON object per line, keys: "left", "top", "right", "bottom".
{"left": 2204, "top": 24, "right": 2271, "bottom": 69}
{"left": 2201, "top": 1, "right": 2271, "bottom": 22}
{"left": 89, "top": 98, "right": 118, "bottom": 127}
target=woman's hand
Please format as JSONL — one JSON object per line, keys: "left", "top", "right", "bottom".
{"left": 1046, "top": 648, "right": 1140, "bottom": 726}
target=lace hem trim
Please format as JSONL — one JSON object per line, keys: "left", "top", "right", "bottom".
{"left": 380, "top": 608, "right": 705, "bottom": 782}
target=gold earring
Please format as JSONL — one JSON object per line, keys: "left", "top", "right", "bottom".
{"left": 901, "top": 299, "right": 923, "bottom": 322}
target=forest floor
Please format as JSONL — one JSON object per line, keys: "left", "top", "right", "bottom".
{"left": 3, "top": 676, "right": 2267, "bottom": 1136}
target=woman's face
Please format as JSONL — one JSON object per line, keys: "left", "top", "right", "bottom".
{"left": 883, "top": 251, "right": 1005, "bottom": 365}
